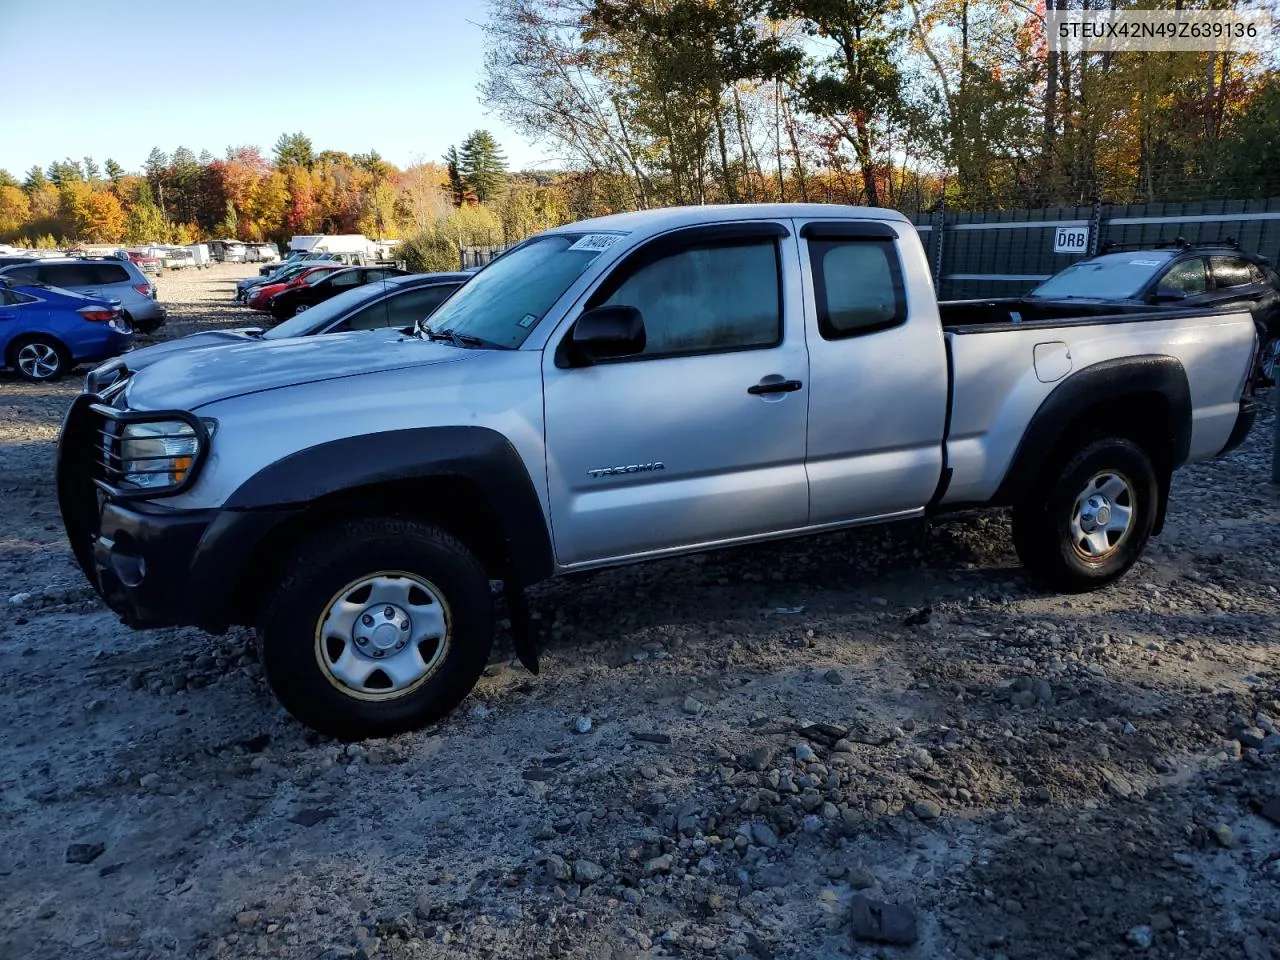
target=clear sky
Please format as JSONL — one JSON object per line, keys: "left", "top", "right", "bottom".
{"left": 0, "top": 0, "right": 547, "bottom": 177}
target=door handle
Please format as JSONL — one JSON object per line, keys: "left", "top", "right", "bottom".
{"left": 747, "top": 379, "right": 803, "bottom": 395}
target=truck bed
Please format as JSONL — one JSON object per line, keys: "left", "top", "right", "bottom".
{"left": 939, "top": 307, "right": 1257, "bottom": 506}
{"left": 939, "top": 296, "right": 1160, "bottom": 327}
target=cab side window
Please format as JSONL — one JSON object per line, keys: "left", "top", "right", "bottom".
{"left": 1159, "top": 259, "right": 1207, "bottom": 295}
{"left": 596, "top": 238, "right": 782, "bottom": 357}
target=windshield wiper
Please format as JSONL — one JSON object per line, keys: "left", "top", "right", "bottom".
{"left": 424, "top": 328, "right": 490, "bottom": 348}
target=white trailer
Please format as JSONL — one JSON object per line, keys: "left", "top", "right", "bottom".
{"left": 288, "top": 234, "right": 376, "bottom": 258}
{"left": 186, "top": 243, "right": 212, "bottom": 269}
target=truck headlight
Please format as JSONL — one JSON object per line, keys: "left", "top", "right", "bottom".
{"left": 119, "top": 419, "right": 214, "bottom": 489}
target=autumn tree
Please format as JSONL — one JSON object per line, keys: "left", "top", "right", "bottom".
{"left": 85, "top": 191, "right": 127, "bottom": 242}
{"left": 0, "top": 169, "right": 18, "bottom": 189}
{"left": 0, "top": 186, "right": 31, "bottom": 238}
{"left": 399, "top": 161, "right": 451, "bottom": 233}
{"left": 354, "top": 150, "right": 393, "bottom": 181}
{"left": 104, "top": 158, "right": 124, "bottom": 183}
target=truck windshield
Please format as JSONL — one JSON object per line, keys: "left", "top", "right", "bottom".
{"left": 422, "top": 233, "right": 623, "bottom": 348}
{"left": 1028, "top": 255, "right": 1170, "bottom": 299}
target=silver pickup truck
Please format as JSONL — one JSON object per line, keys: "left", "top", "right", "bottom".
{"left": 56, "top": 204, "right": 1263, "bottom": 739}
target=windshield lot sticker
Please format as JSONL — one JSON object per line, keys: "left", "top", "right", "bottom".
{"left": 1129, "top": 259, "right": 1163, "bottom": 266}
{"left": 518, "top": 314, "right": 537, "bottom": 328}
{"left": 569, "top": 234, "right": 621, "bottom": 252}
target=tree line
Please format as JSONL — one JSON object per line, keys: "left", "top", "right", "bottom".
{"left": 481, "top": 0, "right": 1280, "bottom": 212}
{"left": 0, "top": 131, "right": 581, "bottom": 271}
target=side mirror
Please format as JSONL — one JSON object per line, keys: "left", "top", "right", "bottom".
{"left": 1151, "top": 286, "right": 1187, "bottom": 303}
{"left": 570, "top": 305, "right": 646, "bottom": 364}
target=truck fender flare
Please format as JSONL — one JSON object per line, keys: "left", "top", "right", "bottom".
{"left": 993, "top": 356, "right": 1192, "bottom": 523}
{"left": 223, "top": 426, "right": 555, "bottom": 586}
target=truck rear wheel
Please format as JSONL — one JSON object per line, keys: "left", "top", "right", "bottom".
{"left": 259, "top": 517, "right": 494, "bottom": 739}
{"left": 1011, "top": 436, "right": 1157, "bottom": 592}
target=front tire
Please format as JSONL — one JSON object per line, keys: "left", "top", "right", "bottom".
{"left": 1011, "top": 436, "right": 1158, "bottom": 592}
{"left": 260, "top": 517, "right": 495, "bottom": 739}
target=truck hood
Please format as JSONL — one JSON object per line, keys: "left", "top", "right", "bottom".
{"left": 123, "top": 331, "right": 471, "bottom": 411}
{"left": 122, "top": 329, "right": 258, "bottom": 367}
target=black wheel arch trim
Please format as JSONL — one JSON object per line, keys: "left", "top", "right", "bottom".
{"left": 991, "top": 355, "right": 1193, "bottom": 513}
{"left": 223, "top": 426, "right": 555, "bottom": 585}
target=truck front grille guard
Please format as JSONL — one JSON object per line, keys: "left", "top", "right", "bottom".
{"left": 60, "top": 394, "right": 210, "bottom": 502}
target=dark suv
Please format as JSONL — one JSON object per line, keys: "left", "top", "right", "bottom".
{"left": 1023, "top": 241, "right": 1280, "bottom": 382}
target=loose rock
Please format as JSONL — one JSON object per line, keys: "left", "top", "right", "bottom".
{"left": 849, "top": 896, "right": 918, "bottom": 946}
{"left": 65, "top": 843, "right": 105, "bottom": 865}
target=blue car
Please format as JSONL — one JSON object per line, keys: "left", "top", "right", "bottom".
{"left": 0, "top": 278, "right": 134, "bottom": 382}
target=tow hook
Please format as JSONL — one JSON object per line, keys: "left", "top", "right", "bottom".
{"left": 503, "top": 578, "right": 540, "bottom": 675}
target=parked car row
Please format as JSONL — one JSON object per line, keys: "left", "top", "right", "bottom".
{"left": 235, "top": 259, "right": 412, "bottom": 320}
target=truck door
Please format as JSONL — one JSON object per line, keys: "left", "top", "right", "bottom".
{"left": 541, "top": 222, "right": 810, "bottom": 566}
{"left": 797, "top": 220, "right": 948, "bottom": 524}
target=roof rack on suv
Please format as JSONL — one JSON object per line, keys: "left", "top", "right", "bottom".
{"left": 1099, "top": 236, "right": 1239, "bottom": 254}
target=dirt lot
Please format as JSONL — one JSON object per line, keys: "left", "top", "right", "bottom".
{"left": 1, "top": 264, "right": 1278, "bottom": 960}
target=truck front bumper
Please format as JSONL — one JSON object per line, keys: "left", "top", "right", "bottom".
{"left": 56, "top": 395, "right": 295, "bottom": 633}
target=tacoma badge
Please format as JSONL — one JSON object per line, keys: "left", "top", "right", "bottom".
{"left": 587, "top": 462, "right": 665, "bottom": 479}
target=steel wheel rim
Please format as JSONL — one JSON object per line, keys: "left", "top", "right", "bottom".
{"left": 314, "top": 571, "right": 452, "bottom": 701}
{"left": 1069, "top": 471, "right": 1135, "bottom": 562}
{"left": 17, "top": 342, "right": 59, "bottom": 379}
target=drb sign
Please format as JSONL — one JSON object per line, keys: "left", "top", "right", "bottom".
{"left": 1053, "top": 226, "right": 1089, "bottom": 253}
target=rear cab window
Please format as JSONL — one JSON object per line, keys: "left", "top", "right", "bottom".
{"left": 802, "top": 222, "right": 908, "bottom": 339}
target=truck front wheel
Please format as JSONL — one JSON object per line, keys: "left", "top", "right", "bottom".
{"left": 259, "top": 517, "right": 495, "bottom": 739}
{"left": 1011, "top": 437, "right": 1158, "bottom": 592}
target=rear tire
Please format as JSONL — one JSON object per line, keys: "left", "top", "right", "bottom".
{"left": 259, "top": 517, "right": 495, "bottom": 739}
{"left": 1258, "top": 336, "right": 1279, "bottom": 387}
{"left": 9, "top": 335, "right": 68, "bottom": 382}
{"left": 1011, "top": 436, "right": 1158, "bottom": 592}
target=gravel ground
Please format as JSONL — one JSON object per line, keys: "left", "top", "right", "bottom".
{"left": 1, "top": 264, "right": 1279, "bottom": 960}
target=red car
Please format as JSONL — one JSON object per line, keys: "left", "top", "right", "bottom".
{"left": 247, "top": 264, "right": 345, "bottom": 311}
